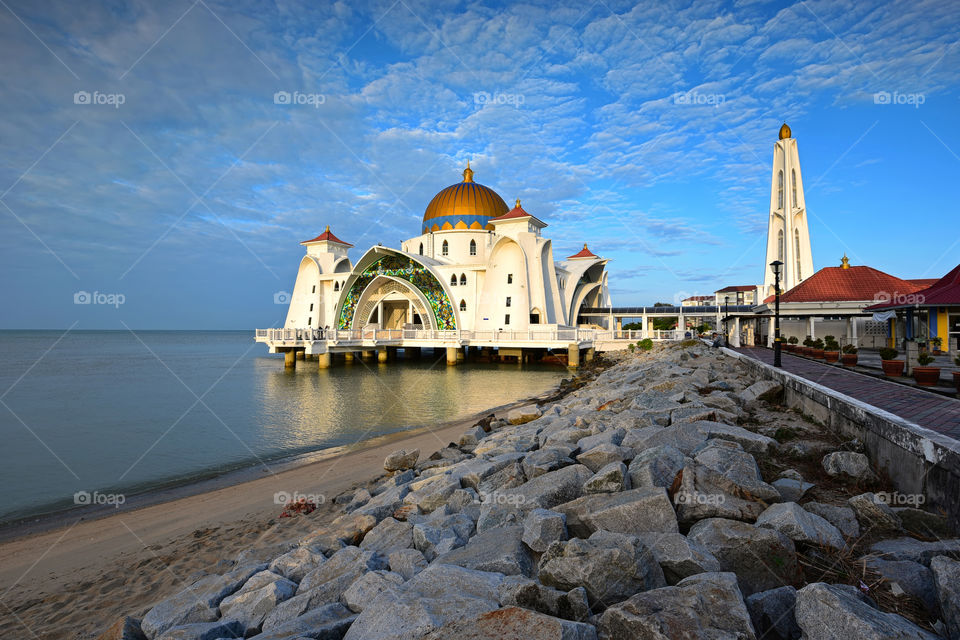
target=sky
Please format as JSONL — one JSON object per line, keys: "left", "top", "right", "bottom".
{"left": 1, "top": 0, "right": 958, "bottom": 329}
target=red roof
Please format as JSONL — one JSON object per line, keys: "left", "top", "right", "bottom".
{"left": 568, "top": 244, "right": 598, "bottom": 259}
{"left": 774, "top": 266, "right": 926, "bottom": 304}
{"left": 907, "top": 278, "right": 939, "bottom": 288}
{"left": 866, "top": 264, "right": 960, "bottom": 310}
{"left": 301, "top": 226, "right": 353, "bottom": 246}
{"left": 490, "top": 199, "right": 546, "bottom": 226}
{"left": 715, "top": 285, "right": 755, "bottom": 293}
{"left": 683, "top": 295, "right": 713, "bottom": 302}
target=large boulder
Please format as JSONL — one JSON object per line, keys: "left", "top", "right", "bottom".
{"left": 297, "top": 545, "right": 386, "bottom": 594}
{"left": 931, "top": 555, "right": 960, "bottom": 639}
{"left": 522, "top": 448, "right": 574, "bottom": 479}
{"left": 597, "top": 572, "right": 755, "bottom": 640}
{"left": 803, "top": 503, "right": 860, "bottom": 538}
{"left": 434, "top": 525, "right": 534, "bottom": 577}
{"left": 497, "top": 575, "right": 590, "bottom": 622}
{"left": 635, "top": 532, "right": 721, "bottom": 585}
{"left": 419, "top": 606, "right": 597, "bottom": 640}
{"left": 755, "top": 502, "right": 846, "bottom": 551}
{"left": 217, "top": 570, "right": 297, "bottom": 635}
{"left": 687, "top": 518, "right": 800, "bottom": 596}
{"left": 388, "top": 548, "right": 429, "bottom": 580}
{"left": 384, "top": 448, "right": 420, "bottom": 471}
{"left": 554, "top": 487, "right": 678, "bottom": 538}
{"left": 255, "top": 602, "right": 356, "bottom": 640}
{"left": 538, "top": 530, "right": 666, "bottom": 608}
{"left": 413, "top": 512, "right": 474, "bottom": 560}
{"left": 359, "top": 517, "right": 414, "bottom": 556}
{"left": 737, "top": 380, "right": 781, "bottom": 405}
{"left": 484, "top": 464, "right": 594, "bottom": 514}
{"left": 673, "top": 462, "right": 779, "bottom": 525}
{"left": 583, "top": 461, "right": 629, "bottom": 494}
{"left": 848, "top": 493, "right": 902, "bottom": 532}
{"left": 96, "top": 617, "right": 148, "bottom": 640}
{"left": 403, "top": 474, "right": 463, "bottom": 513}
{"left": 822, "top": 452, "right": 879, "bottom": 482}
{"left": 794, "top": 582, "right": 939, "bottom": 639}
{"left": 692, "top": 422, "right": 778, "bottom": 455}
{"left": 268, "top": 547, "right": 326, "bottom": 583}
{"left": 300, "top": 512, "right": 378, "bottom": 554}
{"left": 576, "top": 443, "right": 634, "bottom": 473}
{"left": 341, "top": 570, "right": 405, "bottom": 613}
{"left": 869, "top": 537, "right": 960, "bottom": 566}
{"left": 154, "top": 620, "right": 243, "bottom": 640}
{"left": 521, "top": 508, "right": 568, "bottom": 553}
{"left": 863, "top": 556, "right": 937, "bottom": 611}
{"left": 627, "top": 444, "right": 687, "bottom": 489}
{"left": 343, "top": 564, "right": 505, "bottom": 640}
{"left": 745, "top": 586, "right": 800, "bottom": 640}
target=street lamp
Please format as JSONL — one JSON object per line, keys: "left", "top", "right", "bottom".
{"left": 770, "top": 260, "right": 783, "bottom": 367}
{"left": 724, "top": 296, "right": 730, "bottom": 346}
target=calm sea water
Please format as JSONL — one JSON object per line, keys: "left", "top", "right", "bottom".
{"left": 0, "top": 331, "right": 566, "bottom": 523}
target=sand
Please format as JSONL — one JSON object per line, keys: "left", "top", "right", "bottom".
{"left": 0, "top": 397, "right": 545, "bottom": 639}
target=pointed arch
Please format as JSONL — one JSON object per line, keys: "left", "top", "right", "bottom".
{"left": 777, "top": 229, "right": 784, "bottom": 262}
{"left": 441, "top": 239, "right": 449, "bottom": 256}
{"left": 334, "top": 281, "right": 340, "bottom": 291}
{"left": 469, "top": 239, "right": 477, "bottom": 256}
{"left": 459, "top": 273, "right": 467, "bottom": 286}
{"left": 450, "top": 273, "right": 457, "bottom": 286}
{"left": 418, "top": 242, "right": 423, "bottom": 255}
{"left": 459, "top": 299, "right": 466, "bottom": 312}
{"left": 791, "top": 169, "right": 797, "bottom": 208}
{"left": 794, "top": 229, "right": 802, "bottom": 280}
{"left": 777, "top": 170, "right": 784, "bottom": 209}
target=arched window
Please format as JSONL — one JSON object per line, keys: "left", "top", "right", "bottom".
{"left": 459, "top": 299, "right": 466, "bottom": 312}
{"left": 450, "top": 274, "right": 457, "bottom": 286}
{"left": 459, "top": 273, "right": 466, "bottom": 286}
{"left": 334, "top": 281, "right": 340, "bottom": 291}
{"left": 418, "top": 243, "right": 423, "bottom": 255}
{"left": 794, "top": 229, "right": 802, "bottom": 280}
{"left": 777, "top": 170, "right": 784, "bottom": 209}
{"left": 777, "top": 230, "right": 784, "bottom": 262}
{"left": 469, "top": 239, "right": 477, "bottom": 256}
{"left": 441, "top": 240, "right": 449, "bottom": 256}
{"left": 791, "top": 170, "right": 798, "bottom": 208}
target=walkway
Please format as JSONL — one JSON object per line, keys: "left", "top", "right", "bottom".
{"left": 735, "top": 347, "right": 960, "bottom": 440}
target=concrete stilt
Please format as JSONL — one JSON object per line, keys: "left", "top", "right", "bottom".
{"left": 446, "top": 347, "right": 459, "bottom": 366}
{"left": 585, "top": 347, "right": 595, "bottom": 363}
{"left": 317, "top": 353, "right": 331, "bottom": 369}
{"left": 378, "top": 349, "right": 389, "bottom": 363}
{"left": 344, "top": 352, "right": 355, "bottom": 363}
{"left": 284, "top": 350, "right": 296, "bottom": 368}
{"left": 567, "top": 343, "right": 580, "bottom": 369}
{"left": 456, "top": 347, "right": 465, "bottom": 363}
{"left": 295, "top": 350, "right": 305, "bottom": 360}
{"left": 362, "top": 350, "right": 375, "bottom": 361}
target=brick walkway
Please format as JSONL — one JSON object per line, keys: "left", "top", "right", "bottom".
{"left": 735, "top": 347, "right": 960, "bottom": 440}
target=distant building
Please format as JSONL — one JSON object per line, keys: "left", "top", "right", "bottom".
{"left": 715, "top": 285, "right": 758, "bottom": 307}
{"left": 681, "top": 295, "right": 714, "bottom": 307}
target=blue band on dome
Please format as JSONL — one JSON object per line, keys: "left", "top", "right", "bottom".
{"left": 421, "top": 214, "right": 494, "bottom": 233}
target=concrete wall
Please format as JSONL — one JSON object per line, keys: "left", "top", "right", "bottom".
{"left": 723, "top": 347, "right": 960, "bottom": 532}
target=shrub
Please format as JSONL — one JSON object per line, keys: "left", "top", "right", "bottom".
{"left": 842, "top": 344, "right": 858, "bottom": 354}
{"left": 917, "top": 352, "right": 936, "bottom": 366}
{"left": 824, "top": 337, "right": 840, "bottom": 351}
{"left": 627, "top": 343, "right": 635, "bottom": 352}
{"left": 879, "top": 347, "right": 899, "bottom": 360}
{"left": 811, "top": 338, "right": 825, "bottom": 350}
{"left": 638, "top": 338, "right": 654, "bottom": 351}
{"left": 787, "top": 336, "right": 799, "bottom": 344}
{"left": 803, "top": 337, "right": 813, "bottom": 347}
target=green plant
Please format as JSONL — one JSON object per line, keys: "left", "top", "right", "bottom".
{"left": 917, "top": 352, "right": 936, "bottom": 366}
{"left": 627, "top": 343, "right": 635, "bottom": 352}
{"left": 803, "top": 337, "right": 813, "bottom": 347}
{"left": 824, "top": 335, "right": 836, "bottom": 342}
{"left": 842, "top": 344, "right": 858, "bottom": 354}
{"left": 824, "top": 337, "right": 840, "bottom": 351}
{"left": 879, "top": 347, "right": 899, "bottom": 360}
{"left": 788, "top": 336, "right": 799, "bottom": 344}
{"left": 811, "top": 338, "right": 824, "bottom": 350}
{"left": 930, "top": 336, "right": 943, "bottom": 348}
{"left": 638, "top": 338, "right": 653, "bottom": 351}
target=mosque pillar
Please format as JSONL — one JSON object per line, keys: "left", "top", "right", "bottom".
{"left": 732, "top": 318, "right": 741, "bottom": 347}
{"left": 567, "top": 343, "right": 580, "bottom": 368}
{"left": 642, "top": 314, "right": 649, "bottom": 338}
{"left": 378, "top": 349, "right": 389, "bottom": 363}
{"left": 446, "top": 347, "right": 459, "bottom": 366}
{"left": 851, "top": 318, "right": 858, "bottom": 347}
{"left": 807, "top": 317, "right": 816, "bottom": 340}
{"left": 585, "top": 347, "right": 595, "bottom": 363}
{"left": 616, "top": 318, "right": 622, "bottom": 336}
{"left": 284, "top": 350, "right": 296, "bottom": 368}
{"left": 362, "top": 350, "right": 375, "bottom": 361}
{"left": 317, "top": 353, "right": 331, "bottom": 369}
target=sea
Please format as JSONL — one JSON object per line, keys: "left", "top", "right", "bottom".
{"left": 0, "top": 330, "right": 567, "bottom": 524}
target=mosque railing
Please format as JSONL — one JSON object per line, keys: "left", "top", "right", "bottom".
{"left": 256, "top": 327, "right": 693, "bottom": 345}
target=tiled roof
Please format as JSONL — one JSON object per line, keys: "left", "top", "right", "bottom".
{"left": 866, "top": 264, "right": 960, "bottom": 309}
{"left": 568, "top": 244, "right": 598, "bottom": 259}
{"left": 490, "top": 199, "right": 546, "bottom": 226}
{"left": 301, "top": 226, "right": 353, "bottom": 246}
{"left": 715, "top": 285, "right": 755, "bottom": 293}
{"left": 776, "top": 266, "right": 925, "bottom": 303}
{"left": 683, "top": 295, "right": 714, "bottom": 301}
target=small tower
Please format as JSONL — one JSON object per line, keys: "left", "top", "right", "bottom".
{"left": 763, "top": 123, "right": 814, "bottom": 294}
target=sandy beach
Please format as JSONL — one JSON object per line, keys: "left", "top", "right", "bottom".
{"left": 0, "top": 393, "right": 553, "bottom": 639}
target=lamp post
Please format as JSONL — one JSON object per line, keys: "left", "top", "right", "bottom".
{"left": 770, "top": 260, "right": 783, "bottom": 367}
{"left": 724, "top": 296, "right": 730, "bottom": 346}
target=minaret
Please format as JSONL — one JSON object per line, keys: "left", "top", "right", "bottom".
{"left": 763, "top": 123, "right": 814, "bottom": 295}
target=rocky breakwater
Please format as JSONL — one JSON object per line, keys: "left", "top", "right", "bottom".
{"left": 102, "top": 342, "right": 960, "bottom": 640}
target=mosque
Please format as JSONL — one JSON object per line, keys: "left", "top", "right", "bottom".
{"left": 280, "top": 163, "right": 611, "bottom": 341}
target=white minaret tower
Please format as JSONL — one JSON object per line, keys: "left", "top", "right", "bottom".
{"left": 763, "top": 123, "right": 813, "bottom": 295}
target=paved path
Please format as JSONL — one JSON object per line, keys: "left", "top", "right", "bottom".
{"left": 735, "top": 347, "right": 960, "bottom": 440}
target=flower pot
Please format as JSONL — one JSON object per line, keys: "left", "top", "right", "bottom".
{"left": 881, "top": 359, "right": 905, "bottom": 377}
{"left": 840, "top": 354, "right": 858, "bottom": 367}
{"left": 811, "top": 349, "right": 824, "bottom": 359}
{"left": 824, "top": 351, "right": 839, "bottom": 363}
{"left": 913, "top": 367, "right": 941, "bottom": 387}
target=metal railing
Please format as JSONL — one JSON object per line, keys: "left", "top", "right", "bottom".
{"left": 255, "top": 327, "right": 692, "bottom": 344}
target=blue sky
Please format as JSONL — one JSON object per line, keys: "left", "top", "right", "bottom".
{"left": 1, "top": 0, "right": 958, "bottom": 329}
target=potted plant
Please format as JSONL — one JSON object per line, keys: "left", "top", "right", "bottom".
{"left": 811, "top": 338, "right": 825, "bottom": 359}
{"left": 802, "top": 337, "right": 813, "bottom": 356}
{"left": 823, "top": 336, "right": 840, "bottom": 363}
{"left": 841, "top": 344, "right": 858, "bottom": 367}
{"left": 930, "top": 336, "right": 943, "bottom": 354}
{"left": 787, "top": 336, "right": 799, "bottom": 353}
{"left": 879, "top": 347, "right": 904, "bottom": 377}
{"left": 913, "top": 351, "right": 941, "bottom": 387}
{"left": 954, "top": 355, "right": 960, "bottom": 394}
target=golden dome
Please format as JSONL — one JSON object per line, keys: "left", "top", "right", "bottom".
{"left": 422, "top": 162, "right": 508, "bottom": 233}
{"left": 779, "top": 122, "right": 792, "bottom": 140}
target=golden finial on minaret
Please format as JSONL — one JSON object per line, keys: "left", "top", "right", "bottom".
{"left": 462, "top": 160, "right": 474, "bottom": 183}
{"left": 779, "top": 122, "right": 792, "bottom": 140}
{"left": 583, "top": 243, "right": 588, "bottom": 250}
{"left": 516, "top": 198, "right": 521, "bottom": 208}
{"left": 841, "top": 254, "right": 850, "bottom": 269}
{"left": 325, "top": 224, "right": 330, "bottom": 232}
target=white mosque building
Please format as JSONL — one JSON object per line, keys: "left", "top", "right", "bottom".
{"left": 281, "top": 163, "right": 611, "bottom": 339}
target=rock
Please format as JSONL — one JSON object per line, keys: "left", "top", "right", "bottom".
{"left": 497, "top": 576, "right": 590, "bottom": 622}
{"left": 434, "top": 525, "right": 534, "bottom": 577}
{"left": 343, "top": 564, "right": 505, "bottom": 640}
{"left": 154, "top": 620, "right": 244, "bottom": 640}
{"left": 385, "top": 448, "right": 420, "bottom": 471}
{"left": 746, "top": 586, "right": 800, "bottom": 640}
{"left": 848, "top": 493, "right": 903, "bottom": 532}
{"left": 577, "top": 428, "right": 625, "bottom": 451}
{"left": 583, "top": 461, "right": 629, "bottom": 493}
{"left": 459, "top": 425, "right": 487, "bottom": 449}
{"left": 413, "top": 512, "right": 474, "bottom": 560}
{"left": 521, "top": 508, "right": 568, "bottom": 553}
{"left": 218, "top": 570, "right": 297, "bottom": 635}
{"left": 403, "top": 474, "right": 463, "bottom": 514}
{"left": 863, "top": 556, "right": 937, "bottom": 611}
{"left": 301, "top": 513, "right": 378, "bottom": 554}
{"left": 794, "top": 582, "right": 939, "bottom": 639}
{"left": 388, "top": 548, "right": 429, "bottom": 580}
{"left": 354, "top": 483, "right": 411, "bottom": 521}
{"left": 755, "top": 502, "right": 846, "bottom": 551}
{"left": 687, "top": 518, "right": 800, "bottom": 596}
{"left": 894, "top": 507, "right": 952, "bottom": 538}
{"left": 256, "top": 602, "right": 356, "bottom": 640}
{"left": 622, "top": 423, "right": 707, "bottom": 455}
{"left": 344, "top": 488, "right": 372, "bottom": 511}
{"left": 627, "top": 444, "right": 687, "bottom": 488}
{"left": 341, "top": 570, "right": 405, "bottom": 613}
{"left": 508, "top": 406, "right": 542, "bottom": 424}
{"left": 803, "top": 503, "right": 860, "bottom": 538}
{"left": 869, "top": 537, "right": 960, "bottom": 566}
{"left": 359, "top": 517, "right": 414, "bottom": 556}
{"left": 555, "top": 487, "right": 678, "bottom": 538}
{"left": 931, "top": 555, "right": 960, "bottom": 639}
{"left": 522, "top": 449, "right": 574, "bottom": 479}
{"left": 597, "top": 572, "right": 756, "bottom": 640}
{"left": 576, "top": 443, "right": 633, "bottom": 473}
{"left": 693, "top": 421, "right": 779, "bottom": 455}
{"left": 771, "top": 477, "right": 814, "bottom": 503}
{"left": 485, "top": 464, "right": 594, "bottom": 513}
{"left": 822, "top": 452, "right": 879, "bottom": 482}
{"left": 737, "top": 380, "right": 782, "bottom": 405}
{"left": 538, "top": 530, "right": 666, "bottom": 608}
{"left": 673, "top": 462, "right": 779, "bottom": 525}
{"left": 419, "top": 606, "right": 598, "bottom": 640}
{"left": 268, "top": 547, "right": 326, "bottom": 583}
{"left": 298, "top": 545, "right": 386, "bottom": 595}
{"left": 635, "top": 532, "right": 721, "bottom": 585}
{"left": 141, "top": 563, "right": 265, "bottom": 639}
{"left": 96, "top": 617, "right": 148, "bottom": 640}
